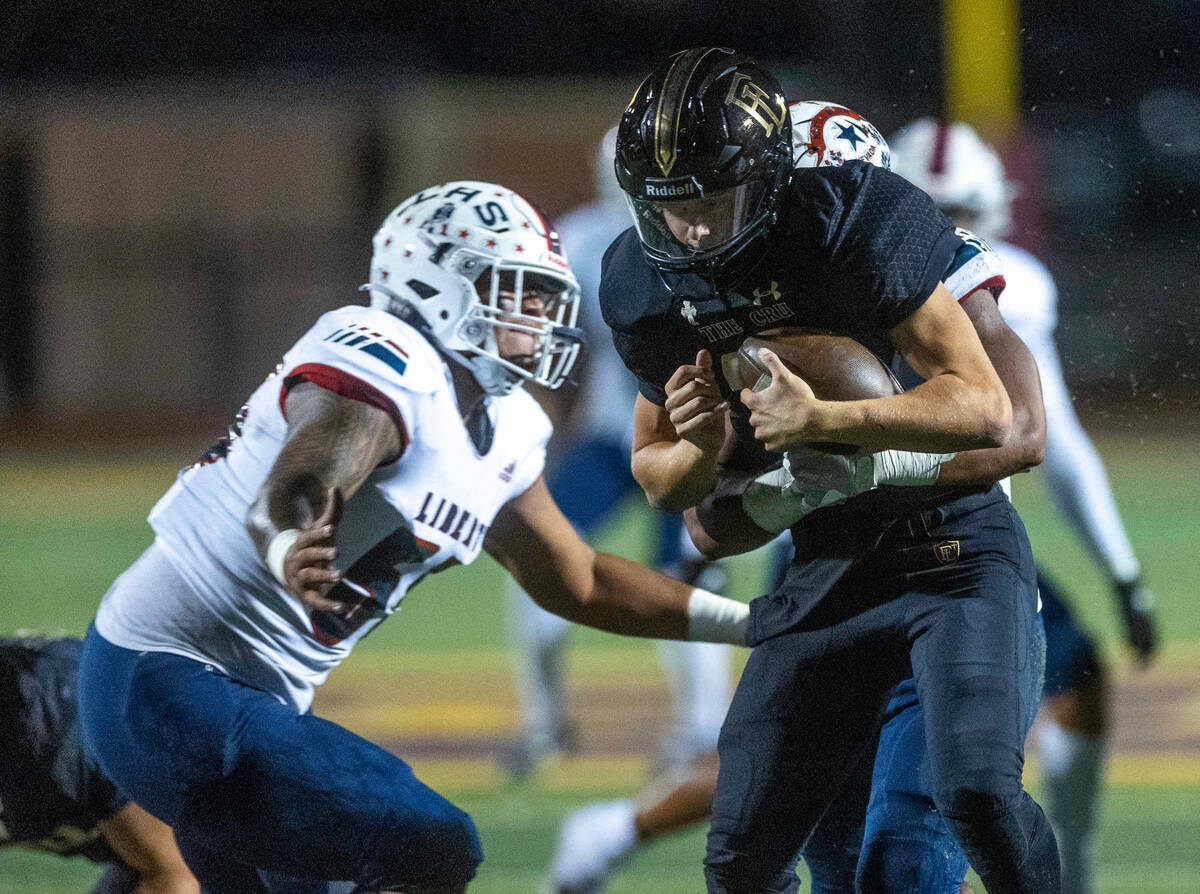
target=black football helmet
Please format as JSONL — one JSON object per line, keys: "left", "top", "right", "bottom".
{"left": 615, "top": 47, "right": 793, "bottom": 282}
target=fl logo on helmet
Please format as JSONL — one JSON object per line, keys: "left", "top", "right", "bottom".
{"left": 725, "top": 73, "right": 786, "bottom": 137}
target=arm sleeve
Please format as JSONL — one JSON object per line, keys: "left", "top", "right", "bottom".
{"left": 944, "top": 227, "right": 1007, "bottom": 303}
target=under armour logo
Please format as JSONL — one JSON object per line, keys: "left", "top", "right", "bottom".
{"left": 751, "top": 281, "right": 781, "bottom": 305}
{"left": 681, "top": 300, "right": 699, "bottom": 325}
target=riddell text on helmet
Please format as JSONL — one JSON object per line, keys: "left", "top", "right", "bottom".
{"left": 645, "top": 182, "right": 697, "bottom": 197}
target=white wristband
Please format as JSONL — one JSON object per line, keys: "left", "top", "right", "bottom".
{"left": 687, "top": 588, "right": 749, "bottom": 646}
{"left": 870, "top": 449, "right": 955, "bottom": 487}
{"left": 266, "top": 529, "right": 301, "bottom": 585}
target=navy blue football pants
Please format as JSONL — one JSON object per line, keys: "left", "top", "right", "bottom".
{"left": 78, "top": 627, "right": 482, "bottom": 894}
{"left": 1038, "top": 568, "right": 1100, "bottom": 698}
{"left": 706, "top": 490, "right": 1060, "bottom": 894}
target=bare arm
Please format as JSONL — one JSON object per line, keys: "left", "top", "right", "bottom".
{"left": 937, "top": 289, "right": 1046, "bottom": 483}
{"left": 743, "top": 285, "right": 1012, "bottom": 453}
{"left": 97, "top": 804, "right": 199, "bottom": 894}
{"left": 245, "top": 381, "right": 402, "bottom": 610}
{"left": 485, "top": 475, "right": 746, "bottom": 643}
{"left": 630, "top": 351, "right": 728, "bottom": 512}
{"left": 686, "top": 289, "right": 1033, "bottom": 545}
{"left": 683, "top": 474, "right": 777, "bottom": 560}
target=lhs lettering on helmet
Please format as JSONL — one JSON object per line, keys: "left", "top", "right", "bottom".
{"left": 474, "top": 201, "right": 510, "bottom": 227}
{"left": 726, "top": 73, "right": 786, "bottom": 137}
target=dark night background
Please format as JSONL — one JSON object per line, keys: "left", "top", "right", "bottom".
{"left": 1, "top": 0, "right": 1197, "bottom": 431}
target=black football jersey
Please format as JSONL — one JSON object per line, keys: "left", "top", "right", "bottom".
{"left": 0, "top": 636, "right": 127, "bottom": 862}
{"left": 600, "top": 161, "right": 961, "bottom": 419}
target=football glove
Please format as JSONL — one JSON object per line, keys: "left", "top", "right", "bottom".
{"left": 742, "top": 448, "right": 954, "bottom": 533}
{"left": 1114, "top": 577, "right": 1158, "bottom": 665}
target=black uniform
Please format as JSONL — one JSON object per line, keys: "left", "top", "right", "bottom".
{"left": 601, "top": 163, "right": 1057, "bottom": 894}
{"left": 1, "top": 636, "right": 138, "bottom": 894}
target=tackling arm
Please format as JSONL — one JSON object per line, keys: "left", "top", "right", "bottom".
{"left": 485, "top": 475, "right": 747, "bottom": 644}
{"left": 935, "top": 288, "right": 1046, "bottom": 483}
{"left": 245, "top": 381, "right": 402, "bottom": 611}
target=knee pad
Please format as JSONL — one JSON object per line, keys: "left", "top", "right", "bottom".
{"left": 936, "top": 781, "right": 1020, "bottom": 826}
{"left": 367, "top": 807, "right": 482, "bottom": 892}
{"left": 704, "top": 845, "right": 801, "bottom": 894}
{"left": 703, "top": 863, "right": 800, "bottom": 894}
{"left": 856, "top": 831, "right": 967, "bottom": 894}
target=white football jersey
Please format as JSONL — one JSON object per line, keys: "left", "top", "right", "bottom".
{"left": 96, "top": 305, "right": 553, "bottom": 710}
{"left": 993, "top": 241, "right": 1140, "bottom": 582}
{"left": 993, "top": 240, "right": 1057, "bottom": 343}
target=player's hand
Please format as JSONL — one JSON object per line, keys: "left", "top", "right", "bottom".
{"left": 664, "top": 350, "right": 728, "bottom": 454}
{"left": 741, "top": 349, "right": 820, "bottom": 452}
{"left": 283, "top": 487, "right": 346, "bottom": 612}
{"left": 1114, "top": 578, "right": 1158, "bottom": 666}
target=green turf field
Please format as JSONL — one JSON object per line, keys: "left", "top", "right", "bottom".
{"left": 2, "top": 438, "right": 1198, "bottom": 893}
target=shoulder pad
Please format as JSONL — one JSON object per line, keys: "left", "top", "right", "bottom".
{"left": 302, "top": 306, "right": 445, "bottom": 394}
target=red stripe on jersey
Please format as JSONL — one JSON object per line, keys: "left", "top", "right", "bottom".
{"left": 930, "top": 121, "right": 950, "bottom": 175}
{"left": 383, "top": 338, "right": 409, "bottom": 357}
{"left": 279, "top": 362, "right": 409, "bottom": 458}
{"left": 957, "top": 274, "right": 1007, "bottom": 304}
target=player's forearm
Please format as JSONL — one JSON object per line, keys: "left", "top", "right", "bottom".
{"left": 554, "top": 552, "right": 747, "bottom": 645}
{"left": 938, "top": 294, "right": 1046, "bottom": 484}
{"left": 936, "top": 381, "right": 1043, "bottom": 483}
{"left": 806, "top": 374, "right": 1011, "bottom": 454}
{"left": 134, "top": 869, "right": 202, "bottom": 894}
{"left": 631, "top": 438, "right": 721, "bottom": 512}
{"left": 685, "top": 469, "right": 778, "bottom": 559}
{"left": 246, "top": 383, "right": 400, "bottom": 558}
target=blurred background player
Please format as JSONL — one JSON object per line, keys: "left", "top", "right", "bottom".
{"left": 1, "top": 635, "right": 198, "bottom": 894}
{"left": 501, "top": 128, "right": 733, "bottom": 777}
{"left": 890, "top": 117, "right": 1159, "bottom": 894}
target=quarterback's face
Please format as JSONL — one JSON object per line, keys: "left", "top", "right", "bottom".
{"left": 658, "top": 190, "right": 740, "bottom": 251}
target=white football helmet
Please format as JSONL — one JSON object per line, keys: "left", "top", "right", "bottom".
{"left": 790, "top": 100, "right": 892, "bottom": 171}
{"left": 888, "top": 118, "right": 1013, "bottom": 241}
{"left": 366, "top": 182, "right": 582, "bottom": 396}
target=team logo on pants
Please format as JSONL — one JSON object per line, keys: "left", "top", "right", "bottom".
{"left": 934, "top": 540, "right": 961, "bottom": 564}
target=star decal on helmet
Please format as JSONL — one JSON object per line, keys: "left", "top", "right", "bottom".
{"left": 836, "top": 122, "right": 864, "bottom": 150}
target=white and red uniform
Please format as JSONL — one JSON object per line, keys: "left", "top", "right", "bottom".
{"left": 995, "top": 240, "right": 1141, "bottom": 582}
{"left": 96, "top": 305, "right": 552, "bottom": 711}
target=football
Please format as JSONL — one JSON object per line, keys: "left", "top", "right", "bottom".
{"left": 720, "top": 327, "right": 901, "bottom": 455}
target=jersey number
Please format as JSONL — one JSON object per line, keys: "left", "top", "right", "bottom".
{"left": 309, "top": 524, "right": 441, "bottom": 646}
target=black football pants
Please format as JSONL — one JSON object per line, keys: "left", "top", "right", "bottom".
{"left": 704, "top": 490, "right": 1060, "bottom": 894}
